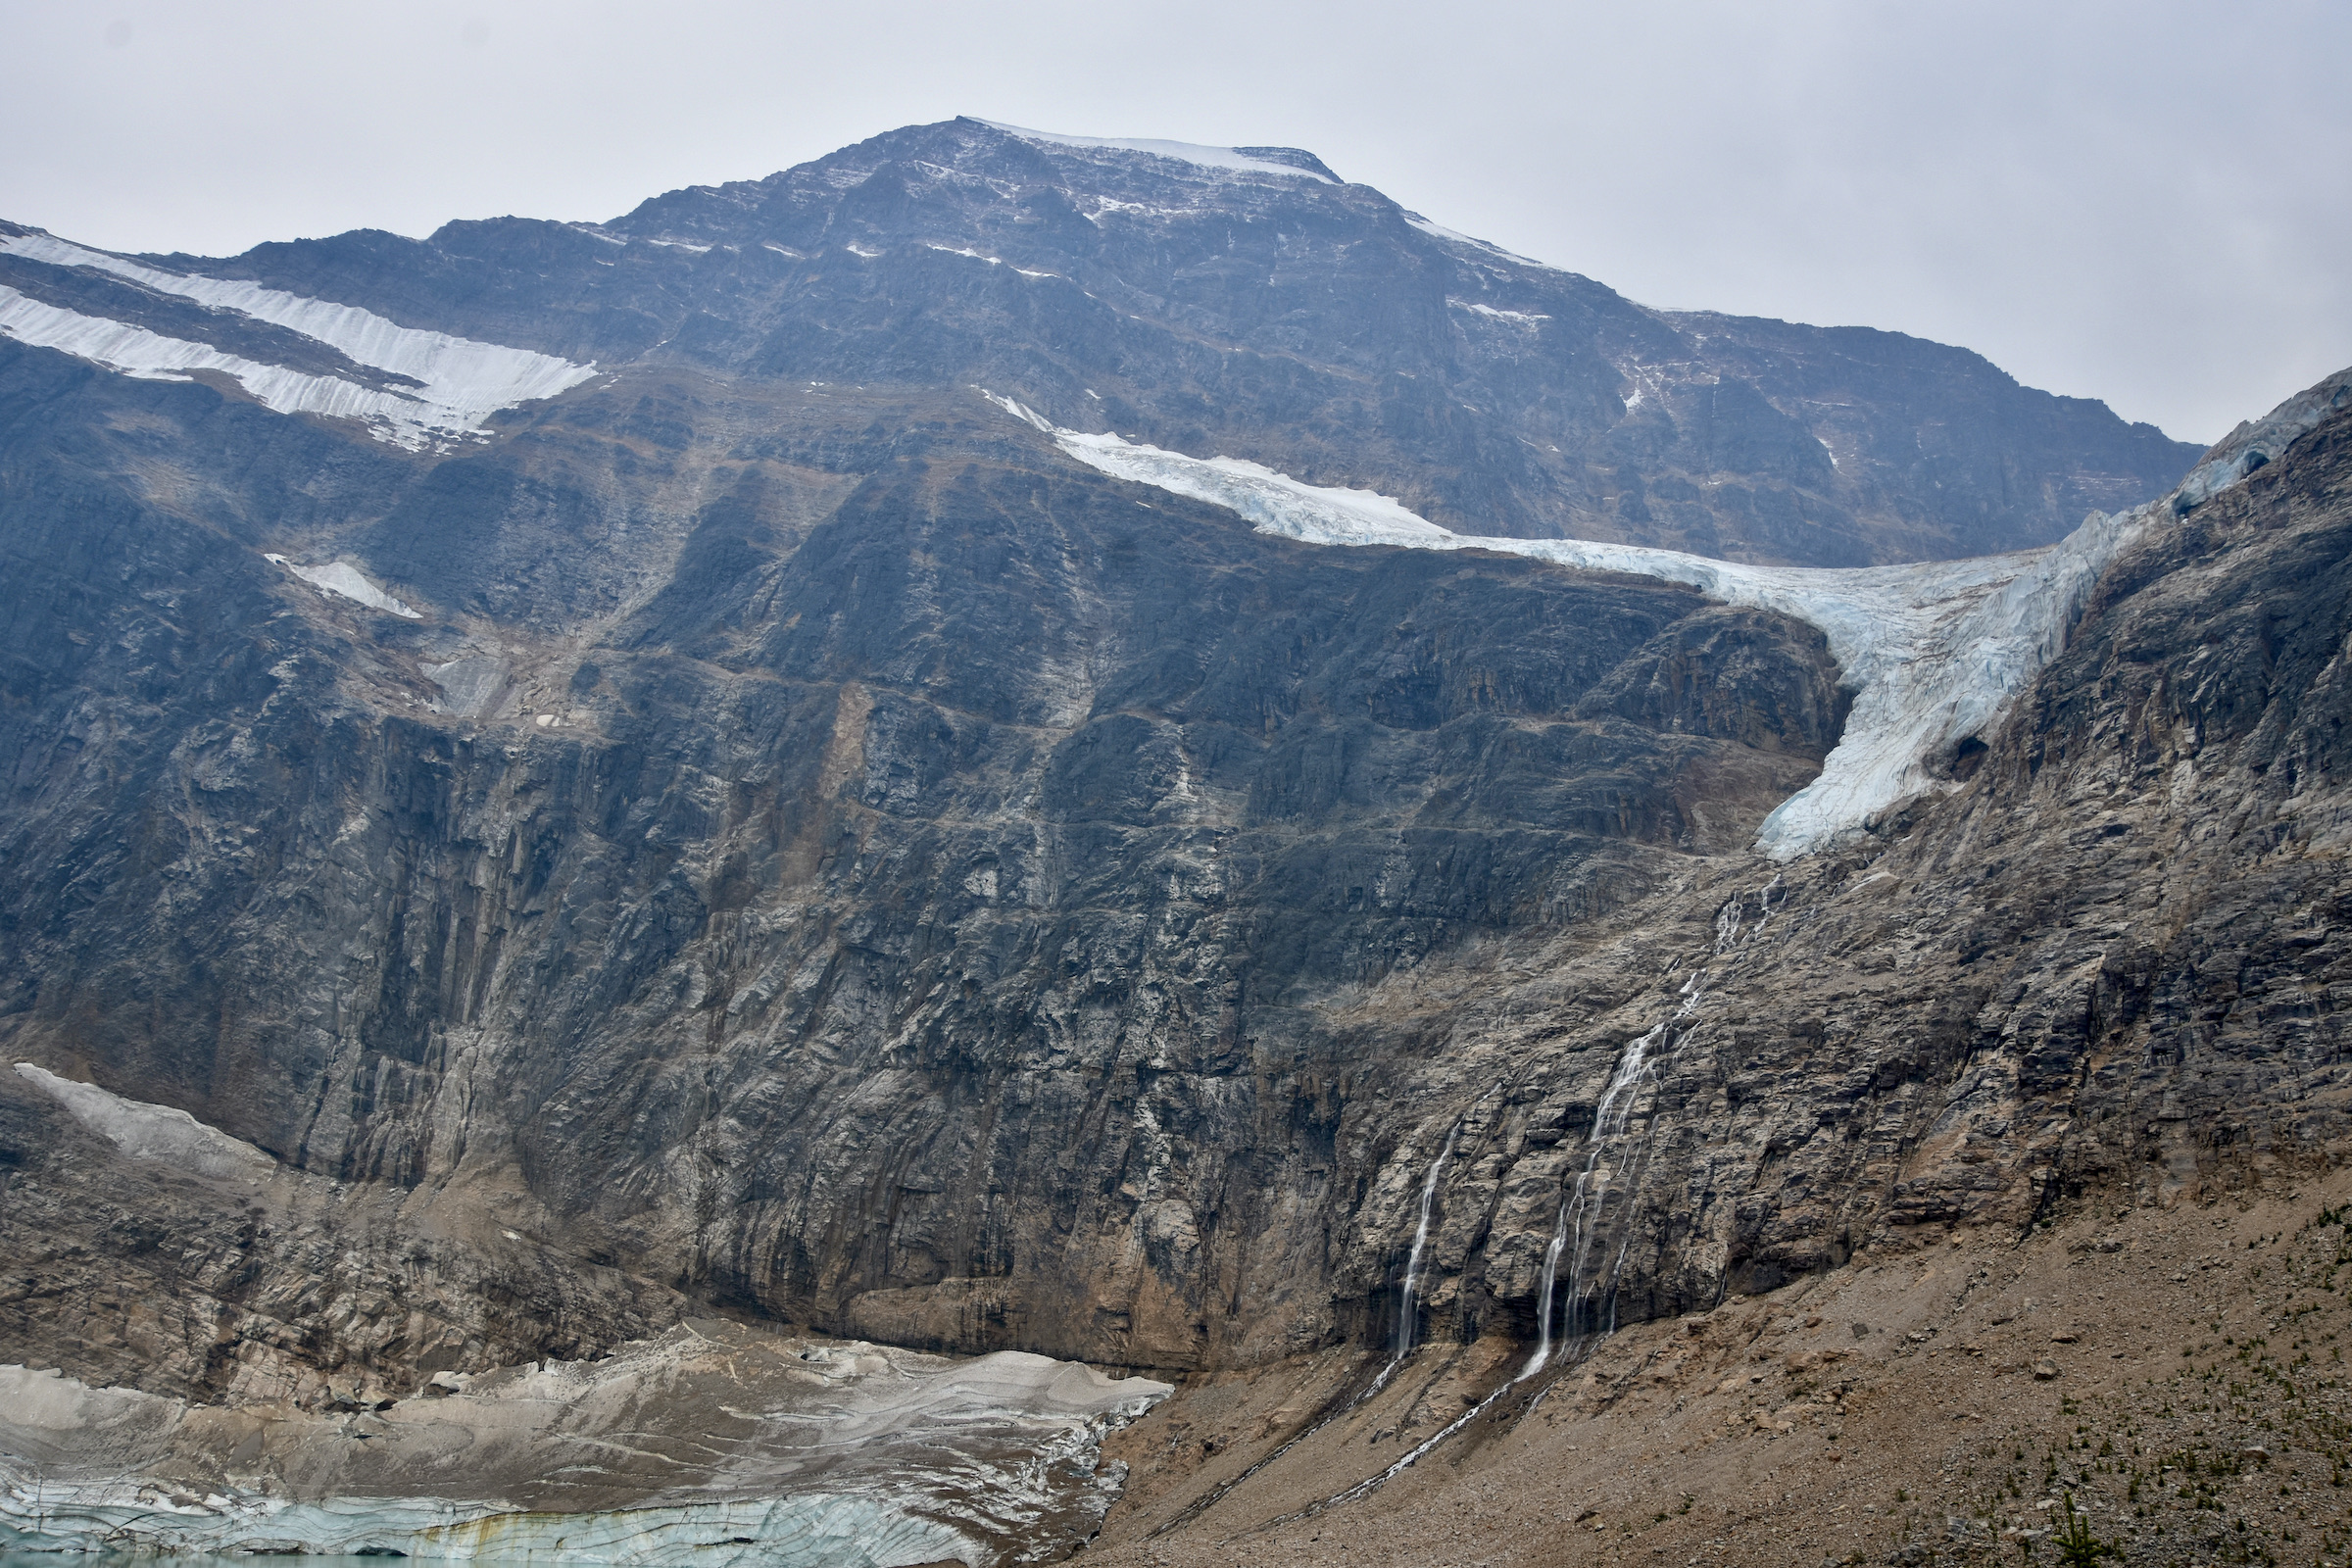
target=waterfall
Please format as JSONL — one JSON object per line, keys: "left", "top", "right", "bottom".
{"left": 1147, "top": 1095, "right": 1486, "bottom": 1539}
{"left": 1517, "top": 1017, "right": 1667, "bottom": 1380}
{"left": 1516, "top": 884, "right": 1787, "bottom": 1381}
{"left": 1276, "top": 886, "right": 1788, "bottom": 1525}
{"left": 1295, "top": 1000, "right": 1694, "bottom": 1527}
{"left": 1353, "top": 1116, "right": 1464, "bottom": 1406}
{"left": 1393, "top": 1118, "right": 1460, "bottom": 1359}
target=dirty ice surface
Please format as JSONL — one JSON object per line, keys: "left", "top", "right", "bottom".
{"left": 14, "top": 1063, "right": 272, "bottom": 1182}
{"left": 0, "top": 1323, "right": 1169, "bottom": 1567}
{"left": 983, "top": 392, "right": 2175, "bottom": 858}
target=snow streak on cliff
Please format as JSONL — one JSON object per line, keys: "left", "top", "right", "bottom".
{"left": 0, "top": 231, "right": 595, "bottom": 448}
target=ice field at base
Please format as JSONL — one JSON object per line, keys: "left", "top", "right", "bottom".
{"left": 0, "top": 1342, "right": 1167, "bottom": 1567}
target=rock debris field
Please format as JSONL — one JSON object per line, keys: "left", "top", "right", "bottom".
{"left": 1085, "top": 1175, "right": 2352, "bottom": 1568}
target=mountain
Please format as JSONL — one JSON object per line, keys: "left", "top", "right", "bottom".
{"left": 3, "top": 116, "right": 2337, "bottom": 1565}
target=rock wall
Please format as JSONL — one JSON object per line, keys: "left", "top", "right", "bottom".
{"left": 0, "top": 119, "right": 2259, "bottom": 1404}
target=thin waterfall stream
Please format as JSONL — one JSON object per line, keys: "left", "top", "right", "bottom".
{"left": 1395, "top": 1118, "right": 1460, "bottom": 1360}
{"left": 1262, "top": 887, "right": 1785, "bottom": 1530}
{"left": 1520, "top": 1002, "right": 1676, "bottom": 1379}
{"left": 1270, "top": 1009, "right": 1690, "bottom": 1529}
{"left": 1356, "top": 1110, "right": 1469, "bottom": 1403}
{"left": 1149, "top": 1102, "right": 1479, "bottom": 1540}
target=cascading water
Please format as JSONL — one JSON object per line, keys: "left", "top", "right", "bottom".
{"left": 1146, "top": 1099, "right": 1484, "bottom": 1539}
{"left": 1517, "top": 1015, "right": 1670, "bottom": 1380}
{"left": 1356, "top": 1116, "right": 1465, "bottom": 1404}
{"left": 1273, "top": 882, "right": 1796, "bottom": 1523}
{"left": 1519, "top": 884, "right": 1778, "bottom": 1380}
{"left": 1282, "top": 998, "right": 1700, "bottom": 1526}
{"left": 1394, "top": 1117, "right": 1459, "bottom": 1360}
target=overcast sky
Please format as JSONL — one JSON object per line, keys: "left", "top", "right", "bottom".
{"left": 3, "top": 0, "right": 2345, "bottom": 444}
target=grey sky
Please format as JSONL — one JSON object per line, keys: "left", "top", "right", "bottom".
{"left": 2, "top": 0, "right": 2345, "bottom": 444}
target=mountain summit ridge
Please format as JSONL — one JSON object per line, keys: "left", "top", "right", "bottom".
{"left": 8, "top": 116, "right": 2198, "bottom": 569}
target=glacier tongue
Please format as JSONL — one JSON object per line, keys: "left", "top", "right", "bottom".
{"left": 0, "top": 231, "right": 595, "bottom": 447}
{"left": 986, "top": 393, "right": 2162, "bottom": 858}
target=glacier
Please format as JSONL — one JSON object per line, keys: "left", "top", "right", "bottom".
{"left": 0, "top": 1327, "right": 1169, "bottom": 1566}
{"left": 983, "top": 392, "right": 2210, "bottom": 858}
{"left": 0, "top": 230, "right": 595, "bottom": 447}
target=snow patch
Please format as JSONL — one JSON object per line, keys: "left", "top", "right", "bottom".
{"left": 977, "top": 119, "right": 1336, "bottom": 183}
{"left": 1450, "top": 299, "right": 1550, "bottom": 324}
{"left": 0, "top": 232, "right": 595, "bottom": 447}
{"left": 14, "top": 1062, "right": 273, "bottom": 1181}
{"left": 1401, "top": 212, "right": 1553, "bottom": 270}
{"left": 424, "top": 656, "right": 507, "bottom": 717}
{"left": 983, "top": 392, "right": 2170, "bottom": 858}
{"left": 278, "top": 559, "right": 423, "bottom": 618}
{"left": 0, "top": 287, "right": 504, "bottom": 438}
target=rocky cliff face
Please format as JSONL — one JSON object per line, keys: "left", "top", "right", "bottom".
{"left": 0, "top": 119, "right": 2259, "bottom": 1421}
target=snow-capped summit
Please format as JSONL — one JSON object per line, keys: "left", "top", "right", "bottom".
{"left": 970, "top": 118, "right": 1343, "bottom": 183}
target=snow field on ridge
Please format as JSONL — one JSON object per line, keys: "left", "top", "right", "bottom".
{"left": 0, "top": 286, "right": 494, "bottom": 441}
{"left": 0, "top": 231, "right": 595, "bottom": 447}
{"left": 974, "top": 120, "right": 1337, "bottom": 183}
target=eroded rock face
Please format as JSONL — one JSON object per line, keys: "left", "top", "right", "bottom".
{"left": 0, "top": 383, "right": 1847, "bottom": 1374}
{"left": 0, "top": 120, "right": 2247, "bottom": 1415}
